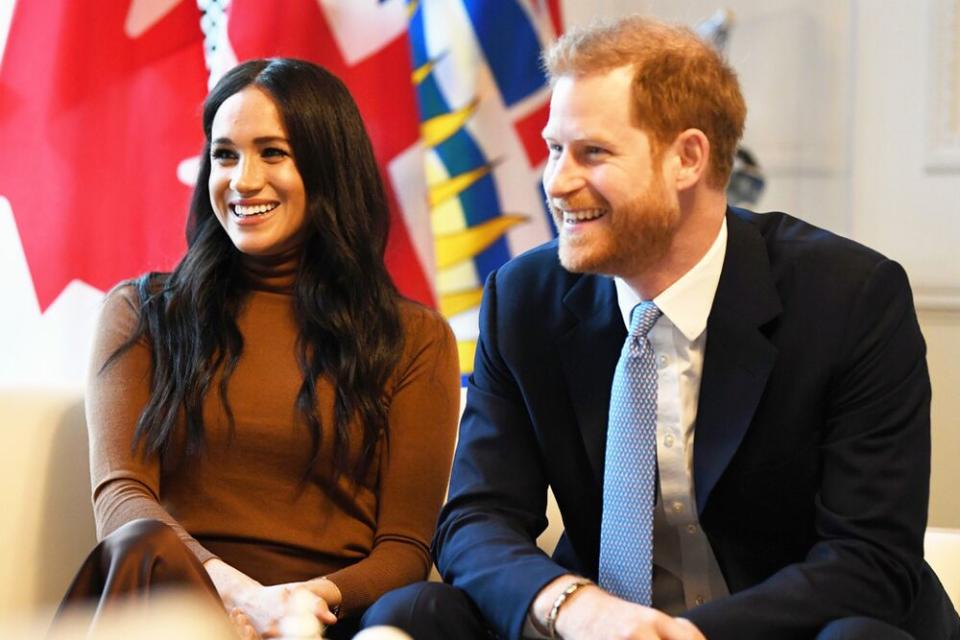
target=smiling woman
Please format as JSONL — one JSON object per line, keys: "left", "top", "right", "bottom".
{"left": 208, "top": 86, "right": 307, "bottom": 257}
{"left": 54, "top": 59, "right": 460, "bottom": 640}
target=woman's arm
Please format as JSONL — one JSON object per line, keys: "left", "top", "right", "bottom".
{"left": 89, "top": 286, "right": 337, "bottom": 636}
{"left": 87, "top": 285, "right": 214, "bottom": 556}
{"left": 322, "top": 306, "right": 460, "bottom": 617}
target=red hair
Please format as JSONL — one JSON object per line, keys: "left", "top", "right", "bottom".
{"left": 543, "top": 16, "right": 746, "bottom": 189}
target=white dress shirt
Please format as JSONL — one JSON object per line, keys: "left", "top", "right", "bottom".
{"left": 523, "top": 220, "right": 730, "bottom": 637}
{"left": 613, "top": 218, "right": 729, "bottom": 614}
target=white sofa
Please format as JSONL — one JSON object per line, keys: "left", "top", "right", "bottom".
{"left": 1, "top": 386, "right": 956, "bottom": 624}
{"left": 927, "top": 527, "right": 960, "bottom": 611}
{"left": 0, "top": 388, "right": 96, "bottom": 620}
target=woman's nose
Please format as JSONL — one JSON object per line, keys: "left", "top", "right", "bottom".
{"left": 230, "top": 156, "right": 264, "bottom": 193}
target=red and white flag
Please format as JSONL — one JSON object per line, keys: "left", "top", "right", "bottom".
{"left": 0, "top": 0, "right": 208, "bottom": 385}
{"left": 0, "top": 0, "right": 562, "bottom": 385}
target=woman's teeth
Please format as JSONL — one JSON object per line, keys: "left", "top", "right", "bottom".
{"left": 233, "top": 203, "right": 278, "bottom": 217}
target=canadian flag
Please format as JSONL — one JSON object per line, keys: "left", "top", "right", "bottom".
{"left": 0, "top": 0, "right": 208, "bottom": 385}
{"left": 0, "top": 0, "right": 562, "bottom": 385}
{"left": 0, "top": 0, "right": 435, "bottom": 384}
{"left": 0, "top": 0, "right": 207, "bottom": 310}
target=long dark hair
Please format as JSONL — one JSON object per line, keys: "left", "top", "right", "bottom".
{"left": 107, "top": 58, "right": 404, "bottom": 485}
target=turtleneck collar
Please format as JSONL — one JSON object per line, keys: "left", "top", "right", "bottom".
{"left": 239, "top": 246, "right": 299, "bottom": 293}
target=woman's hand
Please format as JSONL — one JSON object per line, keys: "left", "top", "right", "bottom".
{"left": 300, "top": 576, "right": 342, "bottom": 614}
{"left": 204, "top": 559, "right": 340, "bottom": 637}
{"left": 233, "top": 583, "right": 337, "bottom": 637}
{"left": 228, "top": 608, "right": 263, "bottom": 640}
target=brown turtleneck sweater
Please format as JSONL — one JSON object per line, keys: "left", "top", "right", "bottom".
{"left": 86, "top": 255, "right": 460, "bottom": 616}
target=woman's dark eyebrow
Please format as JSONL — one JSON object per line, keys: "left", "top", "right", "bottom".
{"left": 210, "top": 136, "right": 289, "bottom": 145}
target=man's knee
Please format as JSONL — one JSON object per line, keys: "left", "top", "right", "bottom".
{"left": 363, "top": 582, "right": 460, "bottom": 626}
{"left": 816, "top": 616, "right": 914, "bottom": 640}
{"left": 363, "top": 582, "right": 490, "bottom": 640}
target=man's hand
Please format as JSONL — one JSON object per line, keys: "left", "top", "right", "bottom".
{"left": 555, "top": 587, "right": 704, "bottom": 640}
{"left": 532, "top": 575, "right": 705, "bottom": 640}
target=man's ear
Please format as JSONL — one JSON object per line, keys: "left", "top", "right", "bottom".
{"left": 669, "top": 128, "right": 710, "bottom": 190}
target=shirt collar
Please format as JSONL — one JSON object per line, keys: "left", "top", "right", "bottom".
{"left": 615, "top": 217, "right": 727, "bottom": 342}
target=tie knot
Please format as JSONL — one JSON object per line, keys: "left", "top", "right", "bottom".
{"left": 629, "top": 301, "right": 661, "bottom": 338}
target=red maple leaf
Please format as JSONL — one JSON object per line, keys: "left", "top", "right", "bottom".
{"left": 227, "top": 0, "right": 433, "bottom": 306}
{"left": 0, "top": 0, "right": 209, "bottom": 310}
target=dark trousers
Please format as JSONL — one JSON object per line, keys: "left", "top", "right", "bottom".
{"left": 363, "top": 582, "right": 494, "bottom": 639}
{"left": 816, "top": 617, "right": 915, "bottom": 640}
{"left": 56, "top": 518, "right": 361, "bottom": 639}
{"left": 364, "top": 581, "right": 922, "bottom": 640}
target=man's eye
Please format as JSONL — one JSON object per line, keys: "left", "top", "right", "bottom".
{"left": 585, "top": 146, "right": 606, "bottom": 155}
{"left": 546, "top": 142, "right": 562, "bottom": 155}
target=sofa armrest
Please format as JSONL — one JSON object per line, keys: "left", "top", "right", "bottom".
{"left": 0, "top": 387, "right": 97, "bottom": 617}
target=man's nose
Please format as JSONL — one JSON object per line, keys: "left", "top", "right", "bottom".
{"left": 543, "top": 150, "right": 584, "bottom": 198}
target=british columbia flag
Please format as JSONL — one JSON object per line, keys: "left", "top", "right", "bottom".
{"left": 0, "top": 0, "right": 561, "bottom": 385}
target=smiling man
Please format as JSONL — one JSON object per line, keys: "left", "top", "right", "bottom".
{"left": 364, "top": 15, "right": 960, "bottom": 640}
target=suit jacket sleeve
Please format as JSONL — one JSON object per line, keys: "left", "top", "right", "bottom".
{"left": 686, "top": 259, "right": 933, "bottom": 638}
{"left": 432, "top": 269, "right": 569, "bottom": 640}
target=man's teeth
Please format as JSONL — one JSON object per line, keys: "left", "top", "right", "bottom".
{"left": 563, "top": 208, "right": 605, "bottom": 223}
{"left": 233, "top": 203, "right": 278, "bottom": 217}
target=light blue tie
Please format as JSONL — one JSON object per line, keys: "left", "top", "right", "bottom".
{"left": 599, "top": 301, "right": 661, "bottom": 605}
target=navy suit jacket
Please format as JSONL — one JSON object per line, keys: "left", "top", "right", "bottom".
{"left": 433, "top": 208, "right": 959, "bottom": 639}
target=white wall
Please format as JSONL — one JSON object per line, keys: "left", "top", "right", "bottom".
{"left": 564, "top": 0, "right": 855, "bottom": 233}
{"left": 848, "top": 0, "right": 960, "bottom": 529}
{"left": 562, "top": 0, "right": 960, "bottom": 527}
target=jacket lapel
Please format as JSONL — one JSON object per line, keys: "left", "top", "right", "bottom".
{"left": 694, "top": 209, "right": 782, "bottom": 514}
{"left": 557, "top": 274, "right": 624, "bottom": 484}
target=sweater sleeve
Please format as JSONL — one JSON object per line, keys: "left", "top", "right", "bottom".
{"left": 86, "top": 284, "right": 218, "bottom": 565}
{"left": 324, "top": 306, "right": 460, "bottom": 616}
